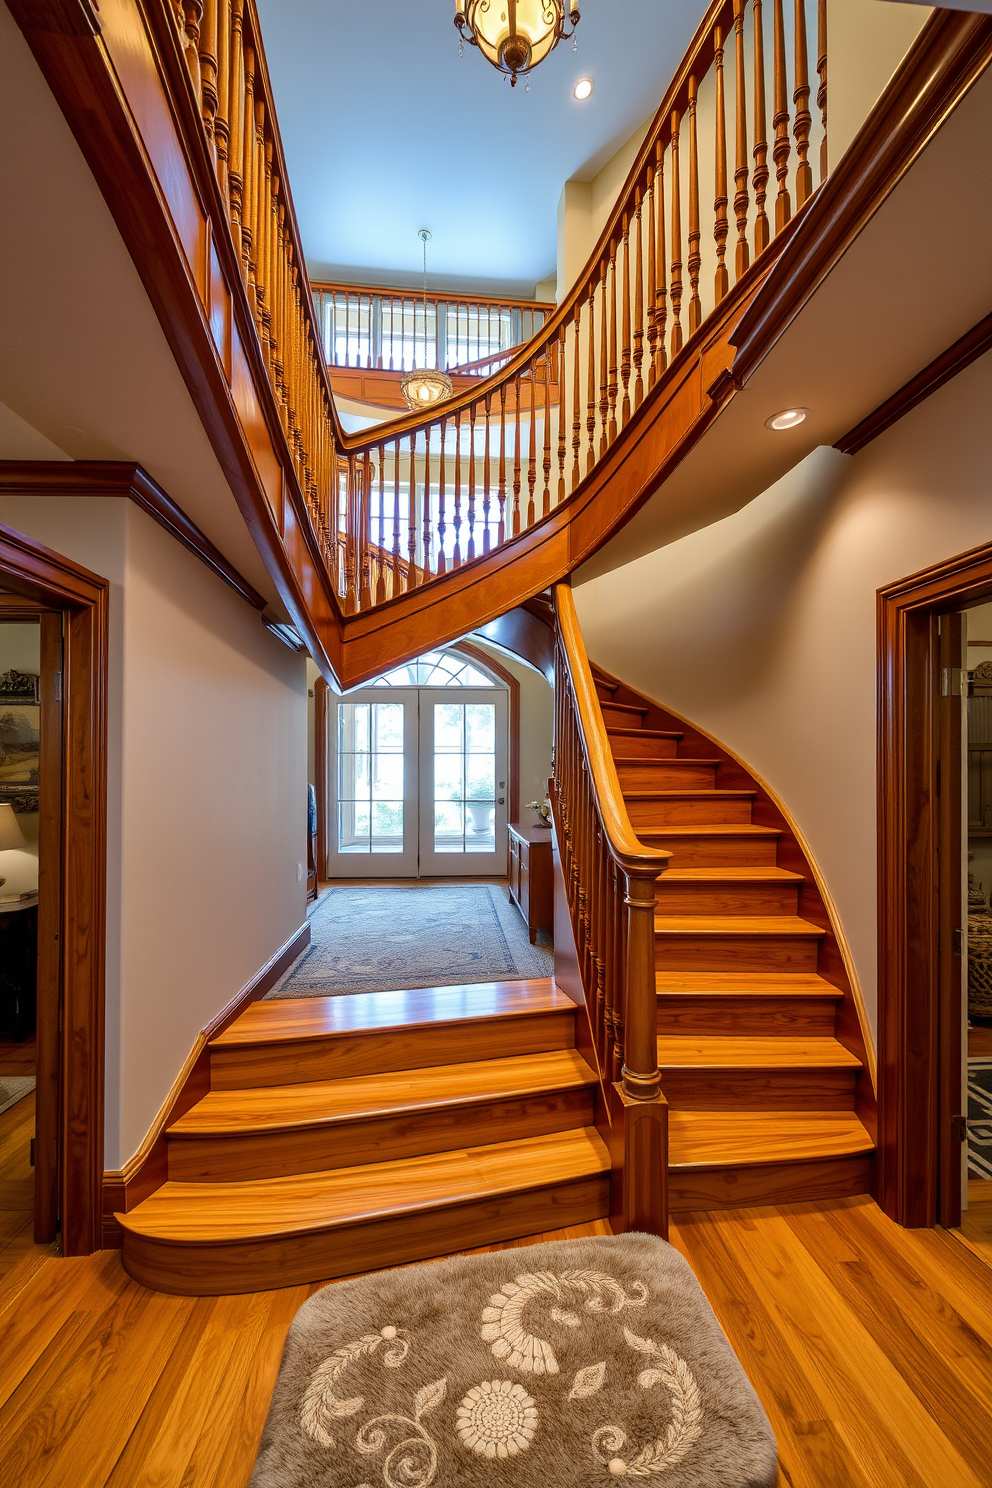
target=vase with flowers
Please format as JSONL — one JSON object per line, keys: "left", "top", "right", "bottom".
{"left": 525, "top": 796, "right": 553, "bottom": 828}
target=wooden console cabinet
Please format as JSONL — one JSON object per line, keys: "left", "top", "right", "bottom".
{"left": 507, "top": 823, "right": 554, "bottom": 943}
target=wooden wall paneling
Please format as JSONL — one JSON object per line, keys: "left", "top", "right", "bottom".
{"left": 936, "top": 611, "right": 964, "bottom": 1229}
{"left": 877, "top": 539, "right": 992, "bottom": 1228}
{"left": 313, "top": 676, "right": 328, "bottom": 882}
{"left": 0, "top": 519, "right": 109, "bottom": 1256}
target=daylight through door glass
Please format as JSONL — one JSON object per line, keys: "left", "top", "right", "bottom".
{"left": 337, "top": 701, "right": 404, "bottom": 853}
{"left": 433, "top": 701, "right": 496, "bottom": 853}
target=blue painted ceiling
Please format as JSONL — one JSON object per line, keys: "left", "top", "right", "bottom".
{"left": 255, "top": 0, "right": 709, "bottom": 296}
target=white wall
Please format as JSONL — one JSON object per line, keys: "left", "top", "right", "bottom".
{"left": 0, "top": 492, "right": 308, "bottom": 1167}
{"left": 573, "top": 351, "right": 992, "bottom": 1041}
{"left": 470, "top": 639, "right": 554, "bottom": 815}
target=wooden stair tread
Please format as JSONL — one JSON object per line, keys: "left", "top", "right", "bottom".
{"left": 653, "top": 915, "right": 825, "bottom": 936}
{"left": 601, "top": 701, "right": 648, "bottom": 715}
{"left": 637, "top": 824, "right": 780, "bottom": 837}
{"left": 169, "top": 1051, "right": 597, "bottom": 1137}
{"left": 213, "top": 978, "right": 566, "bottom": 1048}
{"left": 623, "top": 789, "right": 755, "bottom": 800}
{"left": 657, "top": 1036, "right": 862, "bottom": 1069}
{"left": 606, "top": 727, "right": 682, "bottom": 740}
{"left": 613, "top": 756, "right": 722, "bottom": 767}
{"left": 116, "top": 1129, "right": 611, "bottom": 1242}
{"left": 658, "top": 868, "right": 804, "bottom": 882}
{"left": 668, "top": 1110, "right": 874, "bottom": 1168}
{"left": 656, "top": 971, "right": 841, "bottom": 996}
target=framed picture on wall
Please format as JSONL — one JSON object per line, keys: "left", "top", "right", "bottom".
{"left": 0, "top": 671, "right": 40, "bottom": 813}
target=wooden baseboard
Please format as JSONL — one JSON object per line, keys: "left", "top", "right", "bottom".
{"left": 101, "top": 921, "right": 310, "bottom": 1247}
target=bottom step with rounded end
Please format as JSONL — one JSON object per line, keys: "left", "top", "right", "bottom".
{"left": 118, "top": 1128, "right": 611, "bottom": 1295}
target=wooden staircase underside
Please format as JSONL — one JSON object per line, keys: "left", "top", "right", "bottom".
{"left": 595, "top": 666, "right": 876, "bottom": 1214}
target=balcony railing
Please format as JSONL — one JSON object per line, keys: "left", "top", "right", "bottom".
{"left": 311, "top": 283, "right": 551, "bottom": 374}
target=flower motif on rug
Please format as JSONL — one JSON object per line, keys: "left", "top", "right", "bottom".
{"left": 299, "top": 1325, "right": 409, "bottom": 1448}
{"left": 480, "top": 1269, "right": 648, "bottom": 1374}
{"left": 455, "top": 1380, "right": 538, "bottom": 1458}
{"left": 590, "top": 1328, "right": 703, "bottom": 1478}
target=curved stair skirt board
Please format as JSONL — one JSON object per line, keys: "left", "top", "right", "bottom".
{"left": 101, "top": 921, "right": 311, "bottom": 1247}
{"left": 591, "top": 662, "right": 876, "bottom": 1204}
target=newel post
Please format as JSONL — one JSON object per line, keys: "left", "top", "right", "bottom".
{"left": 621, "top": 866, "right": 662, "bottom": 1101}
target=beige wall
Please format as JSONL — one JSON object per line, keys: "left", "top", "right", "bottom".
{"left": 0, "top": 492, "right": 308, "bottom": 1168}
{"left": 573, "top": 352, "right": 992, "bottom": 1042}
{"left": 470, "top": 639, "right": 554, "bottom": 814}
{"left": 556, "top": 120, "right": 650, "bottom": 302}
{"left": 0, "top": 621, "right": 40, "bottom": 889}
{"left": 829, "top": 0, "right": 930, "bottom": 165}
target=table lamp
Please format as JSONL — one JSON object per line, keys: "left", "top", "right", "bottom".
{"left": 0, "top": 802, "right": 27, "bottom": 890}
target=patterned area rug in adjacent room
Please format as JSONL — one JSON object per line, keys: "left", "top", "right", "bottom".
{"left": 0, "top": 1076, "right": 35, "bottom": 1117}
{"left": 250, "top": 1233, "right": 778, "bottom": 1488}
{"left": 968, "top": 1057, "right": 992, "bottom": 1180}
{"left": 266, "top": 883, "right": 554, "bottom": 1000}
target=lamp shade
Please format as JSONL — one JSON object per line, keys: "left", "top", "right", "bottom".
{"left": 455, "top": 1, "right": 580, "bottom": 85}
{"left": 0, "top": 802, "right": 27, "bottom": 851}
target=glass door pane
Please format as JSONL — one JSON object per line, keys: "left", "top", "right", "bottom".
{"left": 419, "top": 689, "right": 508, "bottom": 877}
{"left": 327, "top": 695, "right": 418, "bottom": 877}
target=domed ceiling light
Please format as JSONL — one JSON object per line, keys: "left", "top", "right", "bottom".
{"left": 455, "top": 1, "right": 581, "bottom": 88}
{"left": 400, "top": 230, "right": 453, "bottom": 413}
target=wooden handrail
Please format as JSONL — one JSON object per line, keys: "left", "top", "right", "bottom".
{"left": 553, "top": 585, "right": 670, "bottom": 1103}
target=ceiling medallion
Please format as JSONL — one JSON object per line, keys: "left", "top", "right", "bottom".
{"left": 455, "top": 2, "right": 580, "bottom": 87}
{"left": 400, "top": 230, "right": 453, "bottom": 413}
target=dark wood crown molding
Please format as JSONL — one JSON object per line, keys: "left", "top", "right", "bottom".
{"left": 0, "top": 461, "right": 267, "bottom": 610}
{"left": 835, "top": 313, "right": 992, "bottom": 456}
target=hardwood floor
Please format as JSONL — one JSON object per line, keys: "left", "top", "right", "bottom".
{"left": 0, "top": 1091, "right": 54, "bottom": 1313}
{"left": 0, "top": 1034, "right": 35, "bottom": 1075}
{"left": 0, "top": 1197, "right": 989, "bottom": 1486}
{"left": 956, "top": 1180, "right": 992, "bottom": 1268}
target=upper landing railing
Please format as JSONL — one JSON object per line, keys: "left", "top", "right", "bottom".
{"left": 164, "top": 0, "right": 826, "bottom": 613}
{"left": 312, "top": 283, "right": 551, "bottom": 376}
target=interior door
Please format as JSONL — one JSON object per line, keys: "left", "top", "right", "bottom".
{"left": 326, "top": 692, "right": 418, "bottom": 877}
{"left": 418, "top": 689, "right": 508, "bottom": 877}
{"left": 937, "top": 611, "right": 965, "bottom": 1228}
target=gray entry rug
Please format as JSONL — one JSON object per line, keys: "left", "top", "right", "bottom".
{"left": 251, "top": 1232, "right": 777, "bottom": 1488}
{"left": 266, "top": 883, "right": 553, "bottom": 1000}
{"left": 968, "top": 1057, "right": 992, "bottom": 1180}
{"left": 0, "top": 1075, "right": 35, "bottom": 1117}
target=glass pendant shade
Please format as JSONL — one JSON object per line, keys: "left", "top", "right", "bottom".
{"left": 455, "top": 1, "right": 580, "bottom": 85}
{"left": 400, "top": 368, "right": 454, "bottom": 410}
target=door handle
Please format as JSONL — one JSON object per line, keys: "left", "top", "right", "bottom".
{"left": 498, "top": 797, "right": 505, "bottom": 805}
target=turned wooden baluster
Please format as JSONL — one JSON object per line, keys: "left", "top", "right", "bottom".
{"left": 344, "top": 454, "right": 358, "bottom": 613}
{"left": 407, "top": 433, "right": 418, "bottom": 589}
{"left": 527, "top": 365, "right": 538, "bottom": 527}
{"left": 436, "top": 417, "right": 447, "bottom": 577}
{"left": 571, "top": 306, "right": 583, "bottom": 490}
{"left": 593, "top": 827, "right": 608, "bottom": 1063}
{"left": 670, "top": 111, "right": 684, "bottom": 357}
{"left": 483, "top": 392, "right": 493, "bottom": 553}
{"left": 375, "top": 445, "right": 387, "bottom": 605}
{"left": 391, "top": 441, "right": 402, "bottom": 596}
{"left": 687, "top": 76, "right": 702, "bottom": 335}
{"left": 543, "top": 350, "right": 553, "bottom": 516}
{"left": 607, "top": 244, "right": 619, "bottom": 443}
{"left": 620, "top": 213, "right": 633, "bottom": 425}
{"left": 793, "top": 0, "right": 813, "bottom": 206}
{"left": 180, "top": 2, "right": 203, "bottom": 93}
{"left": 556, "top": 324, "right": 568, "bottom": 504}
{"left": 359, "top": 455, "right": 373, "bottom": 611}
{"left": 733, "top": 0, "right": 750, "bottom": 280}
{"left": 467, "top": 403, "right": 477, "bottom": 561}
{"left": 714, "top": 25, "right": 730, "bottom": 303}
{"left": 817, "top": 0, "right": 828, "bottom": 182}
{"left": 633, "top": 186, "right": 645, "bottom": 408}
{"left": 752, "top": 0, "right": 770, "bottom": 255}
{"left": 512, "top": 372, "right": 523, "bottom": 535}
{"left": 422, "top": 426, "right": 434, "bottom": 580}
{"left": 498, "top": 381, "right": 508, "bottom": 545}
{"left": 645, "top": 167, "right": 658, "bottom": 382}
{"left": 452, "top": 410, "right": 463, "bottom": 567}
{"left": 772, "top": 0, "right": 792, "bottom": 231}
{"left": 228, "top": 0, "right": 244, "bottom": 254}
{"left": 240, "top": 40, "right": 255, "bottom": 286}
{"left": 214, "top": 0, "right": 232, "bottom": 197}
{"left": 622, "top": 867, "right": 663, "bottom": 1100}
{"left": 653, "top": 143, "right": 669, "bottom": 377}
{"left": 586, "top": 276, "right": 599, "bottom": 471}
{"left": 199, "top": 0, "right": 219, "bottom": 155}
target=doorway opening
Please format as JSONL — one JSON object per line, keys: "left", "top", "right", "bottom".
{"left": 962, "top": 603, "right": 992, "bottom": 1264}
{"left": 326, "top": 647, "right": 512, "bottom": 880}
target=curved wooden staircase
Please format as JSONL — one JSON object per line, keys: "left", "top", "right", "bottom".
{"left": 592, "top": 665, "right": 876, "bottom": 1214}
{"left": 116, "top": 982, "right": 609, "bottom": 1295}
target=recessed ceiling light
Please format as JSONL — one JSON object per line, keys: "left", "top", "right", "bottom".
{"left": 574, "top": 77, "right": 593, "bottom": 100}
{"left": 765, "top": 407, "right": 810, "bottom": 431}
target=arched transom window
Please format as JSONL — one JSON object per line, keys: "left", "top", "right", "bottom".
{"left": 371, "top": 648, "right": 496, "bottom": 688}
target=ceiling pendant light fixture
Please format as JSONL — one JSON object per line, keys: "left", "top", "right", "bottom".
{"left": 455, "top": 1, "right": 580, "bottom": 87}
{"left": 400, "top": 230, "right": 453, "bottom": 413}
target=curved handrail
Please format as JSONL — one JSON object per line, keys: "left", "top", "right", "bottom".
{"left": 554, "top": 587, "right": 671, "bottom": 878}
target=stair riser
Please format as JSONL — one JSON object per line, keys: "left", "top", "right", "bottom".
{"left": 655, "top": 884, "right": 800, "bottom": 914}
{"left": 616, "top": 762, "right": 717, "bottom": 790}
{"left": 660, "top": 1067, "right": 858, "bottom": 1109}
{"left": 668, "top": 1154, "right": 872, "bottom": 1211}
{"left": 167, "top": 1088, "right": 596, "bottom": 1182}
{"left": 601, "top": 704, "right": 647, "bottom": 728}
{"left": 119, "top": 1174, "right": 611, "bottom": 1295}
{"left": 656, "top": 994, "right": 839, "bottom": 1035}
{"left": 209, "top": 1010, "right": 576, "bottom": 1090}
{"left": 626, "top": 798, "right": 753, "bottom": 827}
{"left": 641, "top": 835, "right": 780, "bottom": 867}
{"left": 607, "top": 733, "right": 679, "bottom": 758}
{"left": 654, "top": 935, "right": 821, "bottom": 972}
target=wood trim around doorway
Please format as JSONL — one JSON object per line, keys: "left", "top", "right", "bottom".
{"left": 877, "top": 538, "right": 992, "bottom": 1227}
{"left": 0, "top": 519, "right": 109, "bottom": 1255}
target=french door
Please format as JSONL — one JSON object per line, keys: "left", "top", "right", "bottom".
{"left": 326, "top": 687, "right": 509, "bottom": 877}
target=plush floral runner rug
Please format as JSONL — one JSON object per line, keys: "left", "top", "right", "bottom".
{"left": 266, "top": 883, "right": 553, "bottom": 1000}
{"left": 968, "top": 1057, "right": 992, "bottom": 1180}
{"left": 251, "top": 1233, "right": 776, "bottom": 1488}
